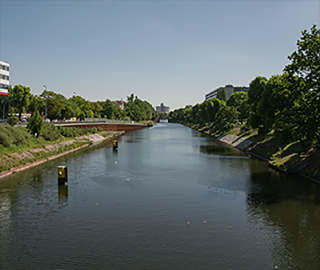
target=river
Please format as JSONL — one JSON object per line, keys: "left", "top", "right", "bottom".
{"left": 1, "top": 123, "right": 320, "bottom": 269}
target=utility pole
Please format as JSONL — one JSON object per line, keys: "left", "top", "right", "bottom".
{"left": 44, "top": 85, "right": 47, "bottom": 119}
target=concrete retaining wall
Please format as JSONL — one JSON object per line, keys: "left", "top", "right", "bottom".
{"left": 218, "top": 134, "right": 254, "bottom": 151}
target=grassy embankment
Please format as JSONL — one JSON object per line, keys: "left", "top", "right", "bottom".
{"left": 184, "top": 122, "right": 319, "bottom": 182}
{"left": 0, "top": 124, "right": 119, "bottom": 172}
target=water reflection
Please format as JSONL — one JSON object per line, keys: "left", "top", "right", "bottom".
{"left": 200, "top": 143, "right": 245, "bottom": 156}
{"left": 58, "top": 185, "right": 68, "bottom": 203}
{"left": 1, "top": 123, "right": 320, "bottom": 269}
{"left": 246, "top": 166, "right": 320, "bottom": 269}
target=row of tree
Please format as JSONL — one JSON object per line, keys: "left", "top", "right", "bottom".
{"left": 6, "top": 87, "right": 158, "bottom": 122}
{"left": 170, "top": 25, "right": 320, "bottom": 145}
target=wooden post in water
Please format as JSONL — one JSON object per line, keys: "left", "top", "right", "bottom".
{"left": 58, "top": 166, "right": 68, "bottom": 185}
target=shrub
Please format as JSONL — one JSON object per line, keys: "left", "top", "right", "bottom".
{"left": 41, "top": 124, "right": 61, "bottom": 141}
{"left": 7, "top": 115, "right": 19, "bottom": 126}
{"left": 0, "top": 125, "right": 13, "bottom": 147}
{"left": 27, "top": 111, "right": 43, "bottom": 137}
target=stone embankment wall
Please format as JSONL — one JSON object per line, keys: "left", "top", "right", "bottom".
{"left": 218, "top": 134, "right": 253, "bottom": 152}
{"left": 58, "top": 123, "right": 149, "bottom": 131}
{"left": 0, "top": 132, "right": 122, "bottom": 180}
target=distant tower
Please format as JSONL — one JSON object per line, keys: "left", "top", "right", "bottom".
{"left": 156, "top": 103, "right": 170, "bottom": 113}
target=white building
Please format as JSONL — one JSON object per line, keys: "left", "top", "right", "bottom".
{"left": 0, "top": 60, "right": 9, "bottom": 95}
{"left": 205, "top": 84, "right": 249, "bottom": 100}
{"left": 0, "top": 60, "right": 10, "bottom": 119}
{"left": 156, "top": 103, "right": 170, "bottom": 113}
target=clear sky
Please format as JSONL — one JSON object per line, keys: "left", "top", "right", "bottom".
{"left": 0, "top": 0, "right": 319, "bottom": 111}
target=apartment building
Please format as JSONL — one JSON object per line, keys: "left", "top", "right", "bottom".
{"left": 0, "top": 60, "right": 9, "bottom": 119}
{"left": 0, "top": 60, "right": 9, "bottom": 95}
{"left": 205, "top": 84, "right": 249, "bottom": 100}
{"left": 156, "top": 103, "right": 170, "bottom": 113}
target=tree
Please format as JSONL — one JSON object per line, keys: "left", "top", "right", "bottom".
{"left": 28, "top": 94, "right": 44, "bottom": 116}
{"left": 10, "top": 85, "right": 31, "bottom": 120}
{"left": 40, "top": 91, "right": 66, "bottom": 120}
{"left": 247, "top": 76, "right": 268, "bottom": 128}
{"left": 7, "top": 115, "right": 18, "bottom": 126}
{"left": 103, "top": 99, "right": 115, "bottom": 119}
{"left": 257, "top": 74, "right": 292, "bottom": 133}
{"left": 215, "top": 104, "right": 238, "bottom": 132}
{"left": 227, "top": 92, "right": 248, "bottom": 123}
{"left": 283, "top": 25, "right": 320, "bottom": 143}
{"left": 27, "top": 110, "right": 43, "bottom": 137}
{"left": 216, "top": 87, "right": 227, "bottom": 102}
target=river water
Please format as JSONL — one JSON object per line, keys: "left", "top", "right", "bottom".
{"left": 1, "top": 123, "right": 320, "bottom": 269}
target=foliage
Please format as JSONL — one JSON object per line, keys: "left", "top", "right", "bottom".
{"left": 170, "top": 25, "right": 320, "bottom": 149}
{"left": 216, "top": 87, "right": 227, "bottom": 102}
{"left": 103, "top": 99, "right": 115, "bottom": 119}
{"left": 247, "top": 76, "right": 268, "bottom": 129}
{"left": 27, "top": 110, "right": 44, "bottom": 137}
{"left": 41, "top": 124, "right": 61, "bottom": 141}
{"left": 227, "top": 92, "right": 248, "bottom": 123}
{"left": 283, "top": 24, "right": 320, "bottom": 144}
{"left": 7, "top": 115, "right": 18, "bottom": 126}
{"left": 0, "top": 125, "right": 33, "bottom": 147}
{"left": 125, "top": 94, "right": 156, "bottom": 121}
{"left": 215, "top": 104, "right": 239, "bottom": 132}
{"left": 10, "top": 85, "right": 31, "bottom": 120}
{"left": 28, "top": 95, "right": 44, "bottom": 115}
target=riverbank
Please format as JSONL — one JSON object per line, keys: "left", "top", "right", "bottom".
{"left": 0, "top": 131, "right": 124, "bottom": 179}
{"left": 184, "top": 123, "right": 320, "bottom": 183}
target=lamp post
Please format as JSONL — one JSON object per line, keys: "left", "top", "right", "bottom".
{"left": 44, "top": 85, "right": 48, "bottom": 120}
{"left": 73, "top": 91, "right": 76, "bottom": 118}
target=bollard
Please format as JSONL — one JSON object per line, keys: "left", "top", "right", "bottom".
{"left": 58, "top": 166, "right": 68, "bottom": 185}
{"left": 113, "top": 140, "right": 118, "bottom": 150}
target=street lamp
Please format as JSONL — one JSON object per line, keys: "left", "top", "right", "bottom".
{"left": 44, "top": 85, "right": 47, "bottom": 119}
{"left": 73, "top": 92, "right": 76, "bottom": 118}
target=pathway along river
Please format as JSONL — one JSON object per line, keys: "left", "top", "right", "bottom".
{"left": 1, "top": 123, "right": 320, "bottom": 269}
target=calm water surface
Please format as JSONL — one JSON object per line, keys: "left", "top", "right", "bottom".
{"left": 1, "top": 123, "right": 320, "bottom": 269}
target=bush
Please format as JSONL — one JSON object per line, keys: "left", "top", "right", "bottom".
{"left": 0, "top": 125, "right": 33, "bottom": 147}
{"left": 27, "top": 111, "right": 43, "bottom": 137}
{"left": 41, "top": 124, "right": 61, "bottom": 141}
{"left": 0, "top": 125, "right": 13, "bottom": 147}
{"left": 7, "top": 115, "right": 19, "bottom": 126}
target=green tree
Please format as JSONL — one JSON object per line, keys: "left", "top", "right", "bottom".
{"left": 91, "top": 102, "right": 103, "bottom": 118}
{"left": 215, "top": 104, "right": 238, "bottom": 132}
{"left": 103, "top": 99, "right": 115, "bottom": 119}
{"left": 10, "top": 85, "right": 31, "bottom": 120}
{"left": 227, "top": 92, "right": 248, "bottom": 123}
{"left": 283, "top": 25, "right": 320, "bottom": 143}
{"left": 28, "top": 94, "right": 44, "bottom": 116}
{"left": 7, "top": 115, "right": 18, "bottom": 126}
{"left": 247, "top": 76, "right": 268, "bottom": 129}
{"left": 27, "top": 110, "right": 43, "bottom": 137}
{"left": 40, "top": 91, "right": 67, "bottom": 120}
{"left": 216, "top": 87, "right": 227, "bottom": 102}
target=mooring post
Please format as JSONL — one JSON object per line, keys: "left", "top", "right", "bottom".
{"left": 113, "top": 140, "right": 118, "bottom": 150}
{"left": 58, "top": 166, "right": 68, "bottom": 185}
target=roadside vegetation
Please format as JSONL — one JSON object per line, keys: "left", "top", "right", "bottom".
{"left": 170, "top": 25, "right": 320, "bottom": 181}
{"left": 3, "top": 88, "right": 157, "bottom": 123}
{"left": 0, "top": 124, "right": 113, "bottom": 172}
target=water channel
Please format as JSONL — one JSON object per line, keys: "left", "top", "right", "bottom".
{"left": 1, "top": 123, "right": 320, "bottom": 269}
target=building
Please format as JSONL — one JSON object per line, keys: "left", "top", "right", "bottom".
{"left": 156, "top": 103, "right": 170, "bottom": 113}
{"left": 112, "top": 100, "right": 125, "bottom": 110}
{"left": 0, "top": 60, "right": 10, "bottom": 119}
{"left": 205, "top": 84, "right": 249, "bottom": 100}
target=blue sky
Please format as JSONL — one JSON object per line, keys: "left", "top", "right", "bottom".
{"left": 0, "top": 0, "right": 319, "bottom": 110}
